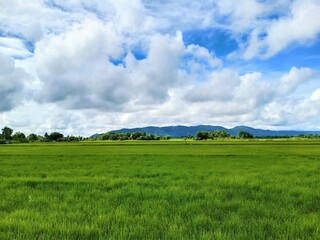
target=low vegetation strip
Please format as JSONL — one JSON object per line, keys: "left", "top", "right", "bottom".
{"left": 0, "top": 141, "right": 319, "bottom": 239}
{"left": 2, "top": 126, "right": 320, "bottom": 144}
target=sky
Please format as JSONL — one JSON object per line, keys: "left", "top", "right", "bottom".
{"left": 1, "top": 0, "right": 320, "bottom": 136}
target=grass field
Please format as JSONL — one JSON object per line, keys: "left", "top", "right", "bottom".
{"left": 0, "top": 140, "right": 319, "bottom": 239}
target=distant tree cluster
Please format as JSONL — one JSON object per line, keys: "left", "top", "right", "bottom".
{"left": 297, "top": 134, "right": 320, "bottom": 139}
{"left": 99, "top": 132, "right": 171, "bottom": 141}
{"left": 195, "top": 130, "right": 254, "bottom": 140}
{"left": 196, "top": 130, "right": 232, "bottom": 140}
{"left": 0, "top": 126, "right": 82, "bottom": 144}
{"left": 238, "top": 130, "right": 254, "bottom": 139}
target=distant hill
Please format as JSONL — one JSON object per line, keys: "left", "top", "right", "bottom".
{"left": 91, "top": 125, "right": 320, "bottom": 138}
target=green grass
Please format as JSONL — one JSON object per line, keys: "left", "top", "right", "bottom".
{"left": 0, "top": 140, "right": 319, "bottom": 239}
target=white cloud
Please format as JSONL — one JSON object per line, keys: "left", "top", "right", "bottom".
{"left": 185, "top": 69, "right": 240, "bottom": 102}
{"left": 261, "top": 96, "right": 320, "bottom": 128}
{"left": 245, "top": 0, "right": 320, "bottom": 59}
{"left": 0, "top": 53, "right": 29, "bottom": 111}
{"left": 112, "top": 0, "right": 155, "bottom": 32}
{"left": 215, "top": 0, "right": 264, "bottom": 32}
{"left": 278, "top": 67, "right": 317, "bottom": 94}
{"left": 0, "top": 37, "right": 32, "bottom": 58}
{"left": 265, "top": 0, "right": 320, "bottom": 56}
{"left": 236, "top": 72, "right": 272, "bottom": 107}
{"left": 125, "top": 32, "right": 185, "bottom": 104}
{"left": 34, "top": 25, "right": 185, "bottom": 109}
{"left": 142, "top": 1, "right": 216, "bottom": 30}
{"left": 311, "top": 88, "right": 320, "bottom": 101}
{"left": 34, "top": 19, "right": 123, "bottom": 104}
{"left": 186, "top": 45, "right": 222, "bottom": 68}
{"left": 0, "top": 0, "right": 60, "bottom": 41}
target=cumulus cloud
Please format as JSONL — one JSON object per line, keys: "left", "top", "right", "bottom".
{"left": 112, "top": 0, "right": 155, "bottom": 32}
{"left": 311, "top": 88, "right": 320, "bottom": 102}
{"left": 236, "top": 72, "right": 272, "bottom": 108}
{"left": 143, "top": 1, "right": 215, "bottom": 30}
{"left": 278, "top": 67, "right": 317, "bottom": 94}
{"left": 261, "top": 96, "right": 320, "bottom": 128}
{"left": 184, "top": 69, "right": 272, "bottom": 108}
{"left": 183, "top": 67, "right": 319, "bottom": 123}
{"left": 244, "top": 0, "right": 320, "bottom": 59}
{"left": 34, "top": 24, "right": 185, "bottom": 109}
{"left": 215, "top": 0, "right": 264, "bottom": 32}
{"left": 0, "top": 37, "right": 32, "bottom": 58}
{"left": 0, "top": 53, "right": 28, "bottom": 112}
{"left": 34, "top": 19, "right": 123, "bottom": 104}
{"left": 0, "top": 0, "right": 60, "bottom": 42}
{"left": 185, "top": 45, "right": 222, "bottom": 69}
{"left": 125, "top": 32, "right": 185, "bottom": 105}
{"left": 185, "top": 69, "right": 239, "bottom": 102}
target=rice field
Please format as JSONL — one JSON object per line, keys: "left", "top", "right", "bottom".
{"left": 0, "top": 140, "right": 319, "bottom": 239}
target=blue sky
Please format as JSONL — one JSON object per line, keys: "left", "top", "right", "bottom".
{"left": 1, "top": 0, "right": 320, "bottom": 135}
{"left": 183, "top": 28, "right": 238, "bottom": 57}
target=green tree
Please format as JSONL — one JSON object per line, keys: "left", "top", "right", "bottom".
{"left": 212, "top": 130, "right": 231, "bottom": 138}
{"left": 149, "top": 134, "right": 155, "bottom": 140}
{"left": 238, "top": 131, "right": 253, "bottom": 139}
{"left": 131, "top": 132, "right": 143, "bottom": 140}
{"left": 65, "top": 135, "right": 81, "bottom": 142}
{"left": 1, "top": 126, "right": 13, "bottom": 140}
{"left": 27, "top": 133, "right": 39, "bottom": 142}
{"left": 99, "top": 133, "right": 108, "bottom": 140}
{"left": 161, "top": 136, "right": 171, "bottom": 140}
{"left": 108, "top": 132, "right": 117, "bottom": 140}
{"left": 49, "top": 132, "right": 64, "bottom": 141}
{"left": 12, "top": 132, "right": 27, "bottom": 142}
{"left": 196, "top": 131, "right": 209, "bottom": 140}
{"left": 44, "top": 132, "right": 50, "bottom": 142}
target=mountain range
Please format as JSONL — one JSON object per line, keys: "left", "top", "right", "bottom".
{"left": 91, "top": 125, "right": 320, "bottom": 138}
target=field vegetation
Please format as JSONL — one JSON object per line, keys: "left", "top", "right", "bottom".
{"left": 0, "top": 140, "right": 319, "bottom": 239}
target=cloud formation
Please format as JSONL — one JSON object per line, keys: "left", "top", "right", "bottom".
{"left": 244, "top": 0, "right": 320, "bottom": 59}
{"left": 0, "top": 53, "right": 28, "bottom": 111}
{"left": 0, "top": 0, "right": 320, "bottom": 135}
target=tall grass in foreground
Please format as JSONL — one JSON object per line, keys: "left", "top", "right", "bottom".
{"left": 0, "top": 141, "right": 319, "bottom": 239}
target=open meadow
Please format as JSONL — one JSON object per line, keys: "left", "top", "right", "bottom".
{"left": 0, "top": 140, "right": 319, "bottom": 239}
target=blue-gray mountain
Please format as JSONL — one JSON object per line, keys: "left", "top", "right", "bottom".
{"left": 91, "top": 125, "right": 320, "bottom": 138}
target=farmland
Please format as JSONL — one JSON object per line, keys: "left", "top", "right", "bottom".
{"left": 0, "top": 140, "right": 319, "bottom": 239}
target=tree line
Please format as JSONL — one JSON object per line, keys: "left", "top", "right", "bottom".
{"left": 2, "top": 126, "right": 320, "bottom": 144}
{"left": 297, "top": 134, "right": 320, "bottom": 139}
{"left": 0, "top": 126, "right": 170, "bottom": 144}
{"left": 0, "top": 126, "right": 82, "bottom": 144}
{"left": 195, "top": 130, "right": 253, "bottom": 140}
{"left": 99, "top": 132, "right": 171, "bottom": 141}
